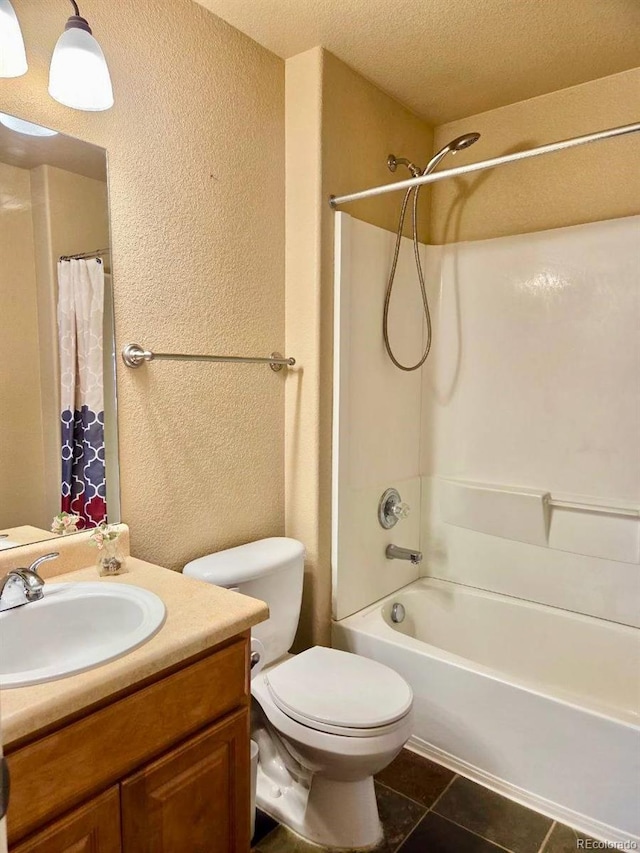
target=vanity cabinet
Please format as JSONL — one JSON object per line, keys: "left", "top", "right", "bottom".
{"left": 6, "top": 634, "right": 252, "bottom": 853}
{"left": 121, "top": 713, "right": 246, "bottom": 852}
{"left": 12, "top": 788, "right": 121, "bottom": 853}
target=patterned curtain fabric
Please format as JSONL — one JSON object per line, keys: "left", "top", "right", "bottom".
{"left": 57, "top": 258, "right": 107, "bottom": 528}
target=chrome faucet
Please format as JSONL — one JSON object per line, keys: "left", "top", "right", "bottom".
{"left": 386, "top": 544, "right": 422, "bottom": 565}
{"left": 0, "top": 553, "right": 59, "bottom": 612}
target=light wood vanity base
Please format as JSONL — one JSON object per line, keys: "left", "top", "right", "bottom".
{"left": 6, "top": 633, "right": 252, "bottom": 853}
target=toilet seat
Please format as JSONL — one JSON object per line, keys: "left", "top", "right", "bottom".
{"left": 264, "top": 646, "right": 413, "bottom": 738}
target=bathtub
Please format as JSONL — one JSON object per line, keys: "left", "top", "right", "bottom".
{"left": 332, "top": 578, "right": 640, "bottom": 844}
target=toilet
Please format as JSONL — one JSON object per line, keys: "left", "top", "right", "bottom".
{"left": 184, "top": 537, "right": 414, "bottom": 849}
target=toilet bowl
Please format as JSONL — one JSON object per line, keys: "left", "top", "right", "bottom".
{"left": 252, "top": 647, "right": 413, "bottom": 848}
{"left": 184, "top": 538, "right": 413, "bottom": 849}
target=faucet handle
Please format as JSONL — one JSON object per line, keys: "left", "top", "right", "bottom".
{"left": 16, "top": 570, "right": 46, "bottom": 601}
{"left": 391, "top": 501, "right": 411, "bottom": 521}
{"left": 0, "top": 566, "right": 47, "bottom": 607}
{"left": 27, "top": 552, "right": 59, "bottom": 576}
{"left": 379, "top": 488, "right": 411, "bottom": 529}
{"left": 0, "top": 557, "right": 55, "bottom": 611}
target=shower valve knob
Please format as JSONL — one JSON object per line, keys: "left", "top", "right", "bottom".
{"left": 392, "top": 501, "right": 411, "bottom": 521}
{"left": 378, "top": 488, "right": 410, "bottom": 529}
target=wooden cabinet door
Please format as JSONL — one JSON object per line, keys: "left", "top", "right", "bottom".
{"left": 121, "top": 709, "right": 250, "bottom": 853}
{"left": 11, "top": 787, "right": 121, "bottom": 853}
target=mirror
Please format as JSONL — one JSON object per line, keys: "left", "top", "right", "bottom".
{"left": 0, "top": 112, "right": 120, "bottom": 551}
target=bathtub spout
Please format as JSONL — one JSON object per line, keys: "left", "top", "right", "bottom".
{"left": 386, "top": 544, "right": 422, "bottom": 564}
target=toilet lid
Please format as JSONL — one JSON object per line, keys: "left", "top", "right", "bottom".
{"left": 265, "top": 647, "right": 413, "bottom": 730}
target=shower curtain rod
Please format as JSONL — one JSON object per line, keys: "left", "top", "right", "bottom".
{"left": 329, "top": 122, "right": 640, "bottom": 208}
{"left": 59, "top": 248, "right": 111, "bottom": 261}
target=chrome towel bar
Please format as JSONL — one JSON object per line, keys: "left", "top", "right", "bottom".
{"left": 122, "top": 343, "right": 295, "bottom": 372}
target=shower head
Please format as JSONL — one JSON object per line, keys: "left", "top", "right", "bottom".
{"left": 449, "top": 132, "right": 481, "bottom": 151}
{"left": 423, "top": 131, "right": 481, "bottom": 175}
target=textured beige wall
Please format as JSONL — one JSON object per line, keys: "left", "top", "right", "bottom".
{"left": 0, "top": 163, "right": 46, "bottom": 528}
{"left": 285, "top": 48, "right": 324, "bottom": 648}
{"left": 430, "top": 68, "right": 640, "bottom": 244}
{"left": 285, "top": 49, "right": 433, "bottom": 646}
{"left": 322, "top": 51, "right": 434, "bottom": 242}
{"left": 0, "top": 0, "right": 285, "bottom": 570}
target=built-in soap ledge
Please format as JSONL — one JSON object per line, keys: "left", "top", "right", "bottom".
{"left": 439, "top": 479, "right": 640, "bottom": 564}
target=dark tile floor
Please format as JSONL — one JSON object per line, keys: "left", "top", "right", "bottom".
{"left": 251, "top": 749, "right": 600, "bottom": 853}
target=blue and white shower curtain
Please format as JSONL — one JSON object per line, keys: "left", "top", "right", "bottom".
{"left": 57, "top": 258, "right": 107, "bottom": 527}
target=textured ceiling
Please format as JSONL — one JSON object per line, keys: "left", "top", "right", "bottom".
{"left": 195, "top": 0, "right": 640, "bottom": 124}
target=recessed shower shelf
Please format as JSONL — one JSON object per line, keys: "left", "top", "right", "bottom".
{"left": 439, "top": 478, "right": 640, "bottom": 564}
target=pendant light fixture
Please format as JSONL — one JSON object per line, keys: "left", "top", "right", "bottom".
{"left": 49, "top": 0, "right": 113, "bottom": 111}
{"left": 0, "top": 0, "right": 28, "bottom": 78}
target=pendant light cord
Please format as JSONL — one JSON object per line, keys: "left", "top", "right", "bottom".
{"left": 69, "top": 0, "right": 80, "bottom": 15}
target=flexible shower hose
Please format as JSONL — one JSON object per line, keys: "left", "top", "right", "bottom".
{"left": 382, "top": 185, "right": 432, "bottom": 371}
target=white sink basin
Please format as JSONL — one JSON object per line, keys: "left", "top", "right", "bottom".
{"left": 0, "top": 582, "right": 166, "bottom": 688}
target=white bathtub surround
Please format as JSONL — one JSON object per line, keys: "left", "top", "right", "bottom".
{"left": 422, "top": 476, "right": 640, "bottom": 628}
{"left": 333, "top": 578, "right": 640, "bottom": 844}
{"left": 332, "top": 214, "right": 430, "bottom": 619}
{"left": 333, "top": 213, "right": 640, "bottom": 625}
{"left": 438, "top": 476, "right": 640, "bottom": 565}
{"left": 420, "top": 215, "right": 640, "bottom": 624}
{"left": 421, "top": 216, "right": 640, "bottom": 496}
{"left": 439, "top": 479, "right": 550, "bottom": 546}
{"left": 332, "top": 475, "right": 422, "bottom": 620}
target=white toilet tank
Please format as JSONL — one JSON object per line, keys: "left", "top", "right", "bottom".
{"left": 184, "top": 537, "right": 305, "bottom": 666}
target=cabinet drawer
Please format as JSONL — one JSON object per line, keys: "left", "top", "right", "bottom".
{"left": 7, "top": 639, "right": 248, "bottom": 844}
{"left": 11, "top": 787, "right": 121, "bottom": 853}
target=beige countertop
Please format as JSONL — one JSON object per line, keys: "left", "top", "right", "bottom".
{"left": 0, "top": 557, "right": 268, "bottom": 748}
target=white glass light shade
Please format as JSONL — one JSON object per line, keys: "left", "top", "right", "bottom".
{"left": 0, "top": 112, "right": 58, "bottom": 136}
{"left": 49, "top": 25, "right": 114, "bottom": 111}
{"left": 0, "top": 0, "right": 28, "bottom": 78}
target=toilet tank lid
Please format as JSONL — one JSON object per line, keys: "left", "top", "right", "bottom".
{"left": 183, "top": 537, "right": 305, "bottom": 586}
